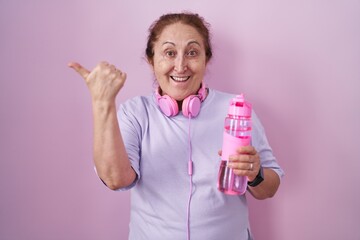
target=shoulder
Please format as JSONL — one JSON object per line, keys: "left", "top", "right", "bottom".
{"left": 206, "top": 88, "right": 236, "bottom": 104}
{"left": 204, "top": 88, "right": 237, "bottom": 111}
{"left": 209, "top": 88, "right": 235, "bottom": 98}
{"left": 119, "top": 94, "right": 154, "bottom": 112}
{"left": 117, "top": 94, "right": 158, "bottom": 121}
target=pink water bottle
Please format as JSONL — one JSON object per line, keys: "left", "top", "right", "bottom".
{"left": 217, "top": 94, "right": 252, "bottom": 195}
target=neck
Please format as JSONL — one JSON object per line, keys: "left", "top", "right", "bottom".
{"left": 177, "top": 100, "right": 183, "bottom": 110}
{"left": 178, "top": 87, "right": 208, "bottom": 111}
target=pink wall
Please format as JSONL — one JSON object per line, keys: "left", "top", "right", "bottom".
{"left": 1, "top": 1, "right": 359, "bottom": 239}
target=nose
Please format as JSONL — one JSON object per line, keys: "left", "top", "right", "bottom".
{"left": 174, "top": 54, "right": 187, "bottom": 73}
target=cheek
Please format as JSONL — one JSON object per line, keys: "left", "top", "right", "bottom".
{"left": 154, "top": 58, "right": 173, "bottom": 75}
{"left": 189, "top": 60, "right": 206, "bottom": 74}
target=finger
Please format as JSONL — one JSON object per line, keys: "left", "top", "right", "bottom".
{"left": 229, "top": 153, "right": 255, "bottom": 163}
{"left": 228, "top": 162, "right": 257, "bottom": 173}
{"left": 249, "top": 162, "right": 254, "bottom": 171}
{"left": 109, "top": 64, "right": 116, "bottom": 71}
{"left": 236, "top": 146, "right": 257, "bottom": 155}
{"left": 99, "top": 61, "right": 109, "bottom": 66}
{"left": 227, "top": 162, "right": 253, "bottom": 177}
{"left": 68, "top": 62, "right": 90, "bottom": 79}
{"left": 120, "top": 72, "right": 127, "bottom": 80}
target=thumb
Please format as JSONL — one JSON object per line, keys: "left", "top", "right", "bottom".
{"left": 68, "top": 61, "right": 90, "bottom": 79}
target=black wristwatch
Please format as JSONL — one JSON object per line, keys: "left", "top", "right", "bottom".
{"left": 248, "top": 166, "right": 264, "bottom": 187}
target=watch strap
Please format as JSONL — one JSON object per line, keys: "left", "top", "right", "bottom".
{"left": 248, "top": 166, "right": 264, "bottom": 187}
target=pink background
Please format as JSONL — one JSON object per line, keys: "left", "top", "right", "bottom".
{"left": 1, "top": 1, "right": 359, "bottom": 239}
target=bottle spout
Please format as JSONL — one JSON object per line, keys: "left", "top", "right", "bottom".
{"left": 228, "top": 94, "right": 252, "bottom": 117}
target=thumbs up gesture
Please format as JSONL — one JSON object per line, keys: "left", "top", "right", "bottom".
{"left": 68, "top": 61, "right": 127, "bottom": 103}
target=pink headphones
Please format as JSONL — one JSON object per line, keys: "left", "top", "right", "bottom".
{"left": 155, "top": 81, "right": 207, "bottom": 118}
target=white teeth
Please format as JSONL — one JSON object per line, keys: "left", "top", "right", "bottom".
{"left": 171, "top": 76, "right": 190, "bottom": 82}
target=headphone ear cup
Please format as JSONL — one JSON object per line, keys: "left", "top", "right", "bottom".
{"left": 182, "top": 95, "right": 201, "bottom": 118}
{"left": 158, "top": 95, "right": 179, "bottom": 117}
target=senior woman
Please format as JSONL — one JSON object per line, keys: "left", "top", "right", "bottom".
{"left": 69, "top": 12, "right": 284, "bottom": 240}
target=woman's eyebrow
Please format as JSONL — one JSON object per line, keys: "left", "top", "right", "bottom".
{"left": 161, "top": 41, "right": 201, "bottom": 46}
{"left": 162, "top": 41, "right": 175, "bottom": 46}
{"left": 187, "top": 40, "right": 201, "bottom": 46}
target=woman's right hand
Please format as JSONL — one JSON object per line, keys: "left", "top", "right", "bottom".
{"left": 69, "top": 61, "right": 135, "bottom": 190}
{"left": 68, "top": 61, "right": 127, "bottom": 103}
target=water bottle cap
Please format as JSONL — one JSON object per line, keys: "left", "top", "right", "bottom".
{"left": 228, "top": 94, "right": 252, "bottom": 117}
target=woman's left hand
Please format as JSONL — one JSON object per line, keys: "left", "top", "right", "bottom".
{"left": 226, "top": 146, "right": 260, "bottom": 182}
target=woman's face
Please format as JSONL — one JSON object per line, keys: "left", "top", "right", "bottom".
{"left": 151, "top": 23, "right": 207, "bottom": 101}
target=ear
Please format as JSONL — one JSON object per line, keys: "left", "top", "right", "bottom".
{"left": 148, "top": 62, "right": 155, "bottom": 73}
{"left": 146, "top": 56, "right": 154, "bottom": 66}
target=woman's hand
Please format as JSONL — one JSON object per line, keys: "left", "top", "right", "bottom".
{"left": 68, "top": 61, "right": 127, "bottom": 103}
{"left": 68, "top": 61, "right": 135, "bottom": 190}
{"left": 218, "top": 146, "right": 280, "bottom": 199}
{"left": 220, "top": 146, "right": 261, "bottom": 182}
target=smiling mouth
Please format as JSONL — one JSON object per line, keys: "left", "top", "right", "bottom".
{"left": 171, "top": 76, "right": 191, "bottom": 82}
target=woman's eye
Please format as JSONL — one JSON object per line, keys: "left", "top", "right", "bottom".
{"left": 187, "top": 50, "right": 198, "bottom": 57}
{"left": 165, "top": 51, "right": 176, "bottom": 57}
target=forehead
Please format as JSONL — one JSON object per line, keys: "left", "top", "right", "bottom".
{"left": 157, "top": 23, "right": 204, "bottom": 45}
